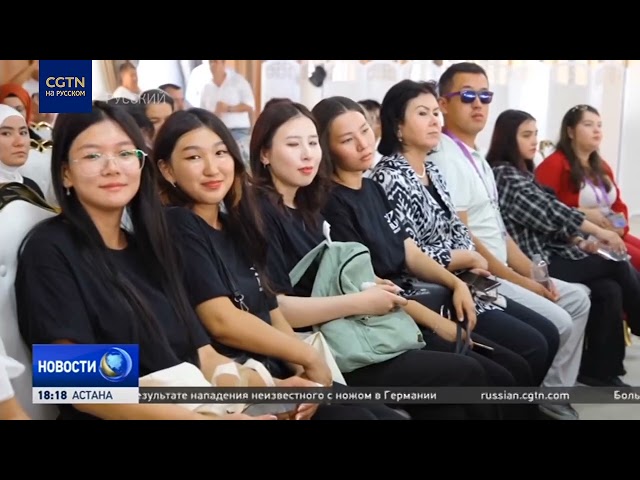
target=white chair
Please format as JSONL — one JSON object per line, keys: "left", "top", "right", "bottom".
{"left": 0, "top": 194, "right": 58, "bottom": 420}
{"left": 20, "top": 146, "right": 58, "bottom": 208}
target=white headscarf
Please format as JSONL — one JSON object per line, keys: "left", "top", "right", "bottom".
{"left": 0, "top": 354, "right": 24, "bottom": 402}
{"left": 0, "top": 104, "right": 28, "bottom": 184}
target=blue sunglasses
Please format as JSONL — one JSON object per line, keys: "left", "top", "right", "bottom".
{"left": 444, "top": 89, "right": 494, "bottom": 104}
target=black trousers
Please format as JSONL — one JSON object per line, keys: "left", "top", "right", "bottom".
{"left": 313, "top": 404, "right": 408, "bottom": 420}
{"left": 409, "top": 292, "right": 555, "bottom": 387}
{"left": 472, "top": 301, "right": 558, "bottom": 386}
{"left": 343, "top": 348, "right": 498, "bottom": 420}
{"left": 421, "top": 330, "right": 537, "bottom": 420}
{"left": 548, "top": 254, "right": 640, "bottom": 380}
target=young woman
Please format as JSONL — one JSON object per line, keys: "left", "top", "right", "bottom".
{"left": 312, "top": 95, "right": 557, "bottom": 393}
{"left": 154, "top": 108, "right": 404, "bottom": 420}
{"left": 0, "top": 104, "right": 44, "bottom": 197}
{"left": 14, "top": 101, "right": 288, "bottom": 421}
{"left": 0, "top": 83, "right": 45, "bottom": 141}
{"left": 486, "top": 108, "right": 640, "bottom": 387}
{"left": 0, "top": 84, "right": 54, "bottom": 204}
{"left": 247, "top": 99, "right": 504, "bottom": 421}
{"left": 535, "top": 105, "right": 640, "bottom": 270}
{"left": 139, "top": 89, "right": 175, "bottom": 139}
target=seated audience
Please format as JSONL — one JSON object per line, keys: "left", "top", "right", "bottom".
{"left": 487, "top": 108, "right": 640, "bottom": 387}
{"left": 313, "top": 96, "right": 556, "bottom": 397}
{"left": 372, "top": 79, "right": 589, "bottom": 420}
{"left": 155, "top": 108, "right": 405, "bottom": 420}
{"left": 247, "top": 99, "right": 508, "bottom": 420}
{"left": 429, "top": 63, "right": 595, "bottom": 417}
{"left": 14, "top": 101, "right": 290, "bottom": 420}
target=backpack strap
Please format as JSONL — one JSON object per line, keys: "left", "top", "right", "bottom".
{"left": 441, "top": 304, "right": 471, "bottom": 355}
{"left": 289, "top": 240, "right": 328, "bottom": 287}
{"left": 455, "top": 317, "right": 471, "bottom": 355}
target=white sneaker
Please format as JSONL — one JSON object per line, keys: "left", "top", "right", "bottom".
{"left": 539, "top": 403, "right": 579, "bottom": 420}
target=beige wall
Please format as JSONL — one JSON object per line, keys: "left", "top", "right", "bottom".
{"left": 0, "top": 60, "right": 37, "bottom": 85}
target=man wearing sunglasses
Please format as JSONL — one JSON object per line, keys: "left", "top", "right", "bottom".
{"left": 429, "top": 62, "right": 591, "bottom": 421}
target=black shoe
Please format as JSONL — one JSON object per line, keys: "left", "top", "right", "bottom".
{"left": 578, "top": 374, "right": 630, "bottom": 387}
{"left": 609, "top": 376, "right": 631, "bottom": 387}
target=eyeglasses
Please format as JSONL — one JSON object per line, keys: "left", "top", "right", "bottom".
{"left": 70, "top": 149, "right": 147, "bottom": 177}
{"left": 444, "top": 89, "right": 494, "bottom": 104}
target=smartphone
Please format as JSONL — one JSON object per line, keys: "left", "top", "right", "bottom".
{"left": 456, "top": 271, "right": 501, "bottom": 293}
{"left": 243, "top": 403, "right": 298, "bottom": 419}
{"left": 472, "top": 341, "right": 495, "bottom": 358}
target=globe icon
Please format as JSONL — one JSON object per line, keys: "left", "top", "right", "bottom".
{"left": 99, "top": 347, "right": 133, "bottom": 382}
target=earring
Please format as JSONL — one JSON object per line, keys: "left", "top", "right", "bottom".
{"left": 66, "top": 187, "right": 70, "bottom": 196}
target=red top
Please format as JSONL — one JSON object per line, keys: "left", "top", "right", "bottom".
{"left": 535, "top": 149, "right": 629, "bottom": 235}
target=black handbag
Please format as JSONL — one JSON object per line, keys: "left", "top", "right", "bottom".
{"left": 391, "top": 276, "right": 470, "bottom": 355}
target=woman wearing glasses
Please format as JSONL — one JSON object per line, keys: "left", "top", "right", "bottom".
{"left": 14, "top": 101, "right": 280, "bottom": 420}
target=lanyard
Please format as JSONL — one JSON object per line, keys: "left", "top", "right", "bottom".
{"left": 584, "top": 177, "right": 610, "bottom": 208}
{"left": 443, "top": 130, "right": 507, "bottom": 237}
{"left": 443, "top": 130, "right": 499, "bottom": 205}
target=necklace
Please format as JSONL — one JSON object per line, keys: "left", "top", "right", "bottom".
{"left": 415, "top": 164, "right": 426, "bottom": 178}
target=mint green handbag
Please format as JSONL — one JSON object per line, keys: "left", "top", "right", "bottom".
{"left": 289, "top": 238, "right": 425, "bottom": 373}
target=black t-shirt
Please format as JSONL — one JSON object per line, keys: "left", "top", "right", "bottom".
{"left": 259, "top": 199, "right": 325, "bottom": 298}
{"left": 321, "top": 179, "right": 408, "bottom": 279}
{"left": 165, "top": 207, "right": 289, "bottom": 376}
{"left": 15, "top": 216, "right": 210, "bottom": 420}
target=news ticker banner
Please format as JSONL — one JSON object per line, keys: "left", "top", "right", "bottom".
{"left": 32, "top": 344, "right": 139, "bottom": 404}
{"left": 31, "top": 345, "right": 640, "bottom": 405}
{"left": 39, "top": 60, "right": 92, "bottom": 113}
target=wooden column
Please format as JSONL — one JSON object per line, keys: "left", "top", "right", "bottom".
{"left": 231, "top": 60, "right": 262, "bottom": 114}
{"left": 0, "top": 60, "right": 34, "bottom": 85}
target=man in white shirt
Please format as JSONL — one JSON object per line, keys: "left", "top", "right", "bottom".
{"left": 185, "top": 61, "right": 212, "bottom": 109}
{"left": 200, "top": 60, "right": 255, "bottom": 165}
{"left": 429, "top": 62, "right": 591, "bottom": 421}
{"left": 112, "top": 61, "right": 141, "bottom": 101}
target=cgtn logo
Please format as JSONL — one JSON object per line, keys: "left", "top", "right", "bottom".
{"left": 45, "top": 76, "right": 86, "bottom": 95}
{"left": 39, "top": 60, "right": 92, "bottom": 114}
{"left": 32, "top": 344, "right": 139, "bottom": 404}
